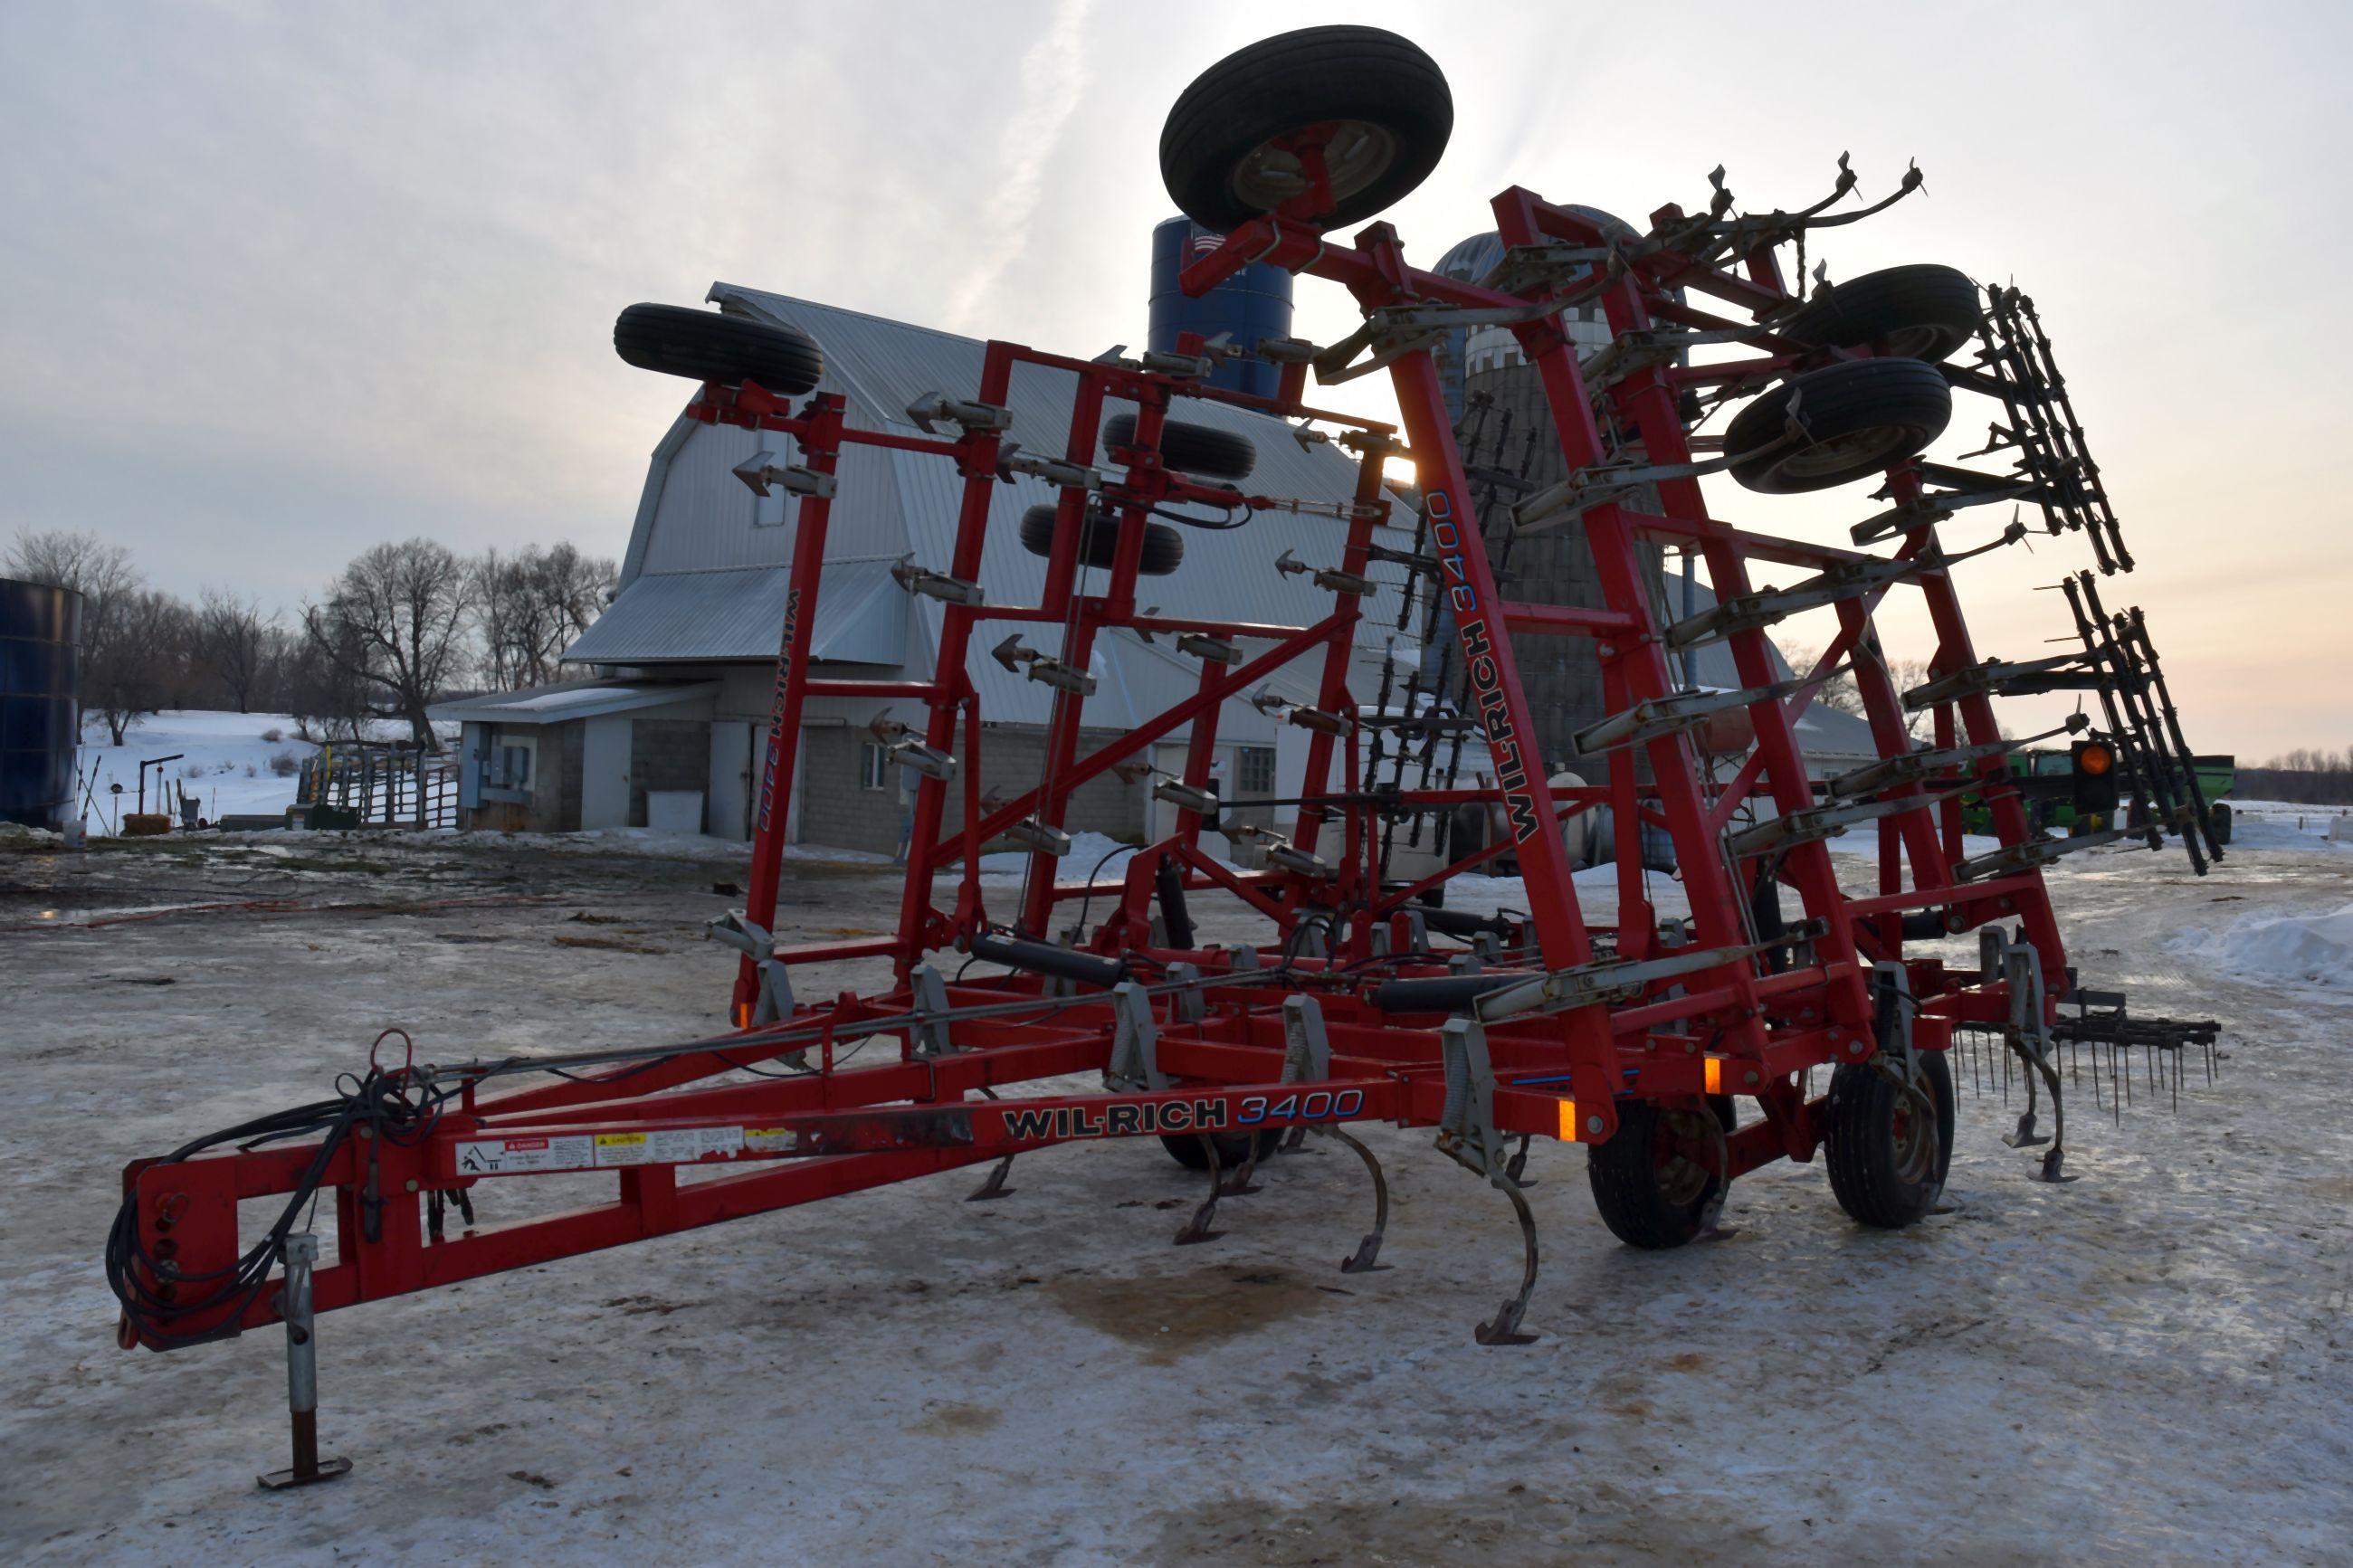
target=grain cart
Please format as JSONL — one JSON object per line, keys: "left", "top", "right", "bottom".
{"left": 107, "top": 26, "right": 2222, "bottom": 1484}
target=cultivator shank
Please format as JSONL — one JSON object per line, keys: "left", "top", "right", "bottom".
{"left": 107, "top": 25, "right": 2229, "bottom": 1468}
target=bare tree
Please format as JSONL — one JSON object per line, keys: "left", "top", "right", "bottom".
{"left": 474, "top": 543, "right": 616, "bottom": 689}
{"left": 1884, "top": 658, "right": 1933, "bottom": 739}
{"left": 252, "top": 622, "right": 302, "bottom": 714}
{"left": 86, "top": 589, "right": 194, "bottom": 745}
{"left": 282, "top": 619, "right": 370, "bottom": 744}
{"left": 197, "top": 589, "right": 272, "bottom": 713}
{"left": 1780, "top": 642, "right": 1936, "bottom": 740}
{"left": 2243, "top": 748, "right": 2353, "bottom": 806}
{"left": 5, "top": 527, "right": 142, "bottom": 736}
{"left": 300, "top": 538, "right": 474, "bottom": 750}
{"left": 1781, "top": 645, "right": 1865, "bottom": 716}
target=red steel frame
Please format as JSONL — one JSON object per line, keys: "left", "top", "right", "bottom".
{"left": 117, "top": 172, "right": 2073, "bottom": 1355}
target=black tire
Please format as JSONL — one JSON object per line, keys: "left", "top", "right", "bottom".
{"left": 2209, "top": 802, "right": 2233, "bottom": 845}
{"left": 1725, "top": 358, "right": 1952, "bottom": 495}
{"left": 1586, "top": 1099, "right": 1728, "bottom": 1250}
{"left": 1160, "top": 1130, "right": 1281, "bottom": 1172}
{"left": 1448, "top": 801, "right": 1491, "bottom": 862}
{"left": 1160, "top": 26, "right": 1453, "bottom": 233}
{"left": 1102, "top": 413, "right": 1257, "bottom": 481}
{"left": 1824, "top": 1050, "right": 1955, "bottom": 1230}
{"left": 1017, "top": 503, "right": 1185, "bottom": 576}
{"left": 614, "top": 304, "right": 824, "bottom": 394}
{"left": 1777, "top": 264, "right": 1984, "bottom": 363}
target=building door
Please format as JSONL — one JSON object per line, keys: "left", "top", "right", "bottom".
{"left": 581, "top": 716, "right": 633, "bottom": 828}
{"left": 707, "top": 721, "right": 756, "bottom": 841}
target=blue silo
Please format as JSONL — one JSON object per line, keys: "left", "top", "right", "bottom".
{"left": 0, "top": 576, "right": 84, "bottom": 831}
{"left": 1148, "top": 216, "right": 1293, "bottom": 399}
{"left": 1433, "top": 231, "right": 1507, "bottom": 427}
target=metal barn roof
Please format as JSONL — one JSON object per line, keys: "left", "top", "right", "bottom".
{"left": 429, "top": 679, "right": 719, "bottom": 726}
{"left": 565, "top": 284, "right": 1418, "bottom": 722}
{"left": 561, "top": 283, "right": 1881, "bottom": 766}
{"left": 564, "top": 560, "right": 905, "bottom": 667}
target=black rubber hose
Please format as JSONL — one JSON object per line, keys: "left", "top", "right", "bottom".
{"left": 1900, "top": 909, "right": 1949, "bottom": 941}
{"left": 1154, "top": 857, "right": 1195, "bottom": 949}
{"left": 1368, "top": 974, "right": 1529, "bottom": 1013}
{"left": 1421, "top": 906, "right": 1514, "bottom": 939}
{"left": 1750, "top": 861, "right": 1789, "bottom": 974}
{"left": 967, "top": 933, "right": 1129, "bottom": 990}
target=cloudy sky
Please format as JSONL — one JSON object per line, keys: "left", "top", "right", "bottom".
{"left": 4, "top": 1, "right": 2346, "bottom": 758}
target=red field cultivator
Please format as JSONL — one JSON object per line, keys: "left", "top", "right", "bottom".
{"left": 108, "top": 25, "right": 2224, "bottom": 1483}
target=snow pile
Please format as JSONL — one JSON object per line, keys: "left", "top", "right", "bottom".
{"left": 1824, "top": 828, "right": 2004, "bottom": 860}
{"left": 976, "top": 832, "right": 1243, "bottom": 883}
{"left": 2172, "top": 902, "right": 2353, "bottom": 990}
{"left": 977, "top": 830, "right": 1137, "bottom": 876}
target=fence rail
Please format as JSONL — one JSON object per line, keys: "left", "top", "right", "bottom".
{"left": 295, "top": 746, "right": 459, "bottom": 829}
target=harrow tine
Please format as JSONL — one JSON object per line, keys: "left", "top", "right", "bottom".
{"left": 2019, "top": 1039, "right": 2071, "bottom": 1182}
{"left": 1473, "top": 1171, "right": 1542, "bottom": 1346}
{"left": 1502, "top": 1131, "right": 1538, "bottom": 1186}
{"left": 1221, "top": 1140, "right": 1268, "bottom": 1198}
{"left": 1173, "top": 1136, "right": 1231, "bottom": 1246}
{"left": 1318, "top": 1126, "right": 1394, "bottom": 1274}
{"left": 965, "top": 1155, "right": 1018, "bottom": 1202}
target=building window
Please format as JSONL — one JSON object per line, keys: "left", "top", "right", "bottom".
{"left": 860, "top": 740, "right": 891, "bottom": 791}
{"left": 1237, "top": 746, "right": 1276, "bottom": 795}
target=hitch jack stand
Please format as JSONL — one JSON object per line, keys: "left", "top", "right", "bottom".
{"left": 256, "top": 1234, "right": 351, "bottom": 1491}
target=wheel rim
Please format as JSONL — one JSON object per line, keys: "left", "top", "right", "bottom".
{"left": 1232, "top": 120, "right": 1397, "bottom": 214}
{"left": 1775, "top": 423, "right": 1921, "bottom": 482}
{"left": 1652, "top": 1110, "right": 1720, "bottom": 1207}
{"left": 1888, "top": 1082, "right": 1939, "bottom": 1186}
{"left": 1876, "top": 325, "right": 1948, "bottom": 360}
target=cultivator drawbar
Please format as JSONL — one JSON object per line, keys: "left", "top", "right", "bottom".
{"left": 108, "top": 25, "right": 2229, "bottom": 1475}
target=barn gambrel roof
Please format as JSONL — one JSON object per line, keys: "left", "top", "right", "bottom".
{"left": 564, "top": 284, "right": 1422, "bottom": 727}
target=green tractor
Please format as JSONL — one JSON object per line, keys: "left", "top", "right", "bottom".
{"left": 1959, "top": 741, "right": 2234, "bottom": 844}
{"left": 2186, "top": 755, "right": 2237, "bottom": 845}
{"left": 1959, "top": 737, "right": 2124, "bottom": 838}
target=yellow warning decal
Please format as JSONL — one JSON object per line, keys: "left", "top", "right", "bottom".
{"left": 594, "top": 1131, "right": 651, "bottom": 1168}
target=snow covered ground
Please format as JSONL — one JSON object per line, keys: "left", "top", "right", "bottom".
{"left": 70, "top": 710, "right": 320, "bottom": 829}
{"left": 2218, "top": 797, "right": 2353, "bottom": 853}
{"left": 2, "top": 806, "right": 2349, "bottom": 1562}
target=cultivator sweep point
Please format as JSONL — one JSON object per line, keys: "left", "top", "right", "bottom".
{"left": 106, "top": 24, "right": 2232, "bottom": 1463}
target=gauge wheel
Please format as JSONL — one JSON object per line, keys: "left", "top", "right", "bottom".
{"left": 1018, "top": 504, "right": 1185, "bottom": 576}
{"left": 1103, "top": 413, "right": 1257, "bottom": 481}
{"left": 1160, "top": 26, "right": 1453, "bottom": 232}
{"left": 1824, "top": 1049, "right": 1956, "bottom": 1229}
{"left": 1776, "top": 264, "right": 1984, "bottom": 363}
{"left": 1725, "top": 358, "right": 1952, "bottom": 494}
{"left": 1586, "top": 1099, "right": 1729, "bottom": 1250}
{"left": 1161, "top": 1130, "right": 1282, "bottom": 1172}
{"left": 613, "top": 303, "right": 824, "bottom": 394}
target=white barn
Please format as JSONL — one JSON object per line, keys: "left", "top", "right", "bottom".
{"left": 436, "top": 284, "right": 1424, "bottom": 852}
